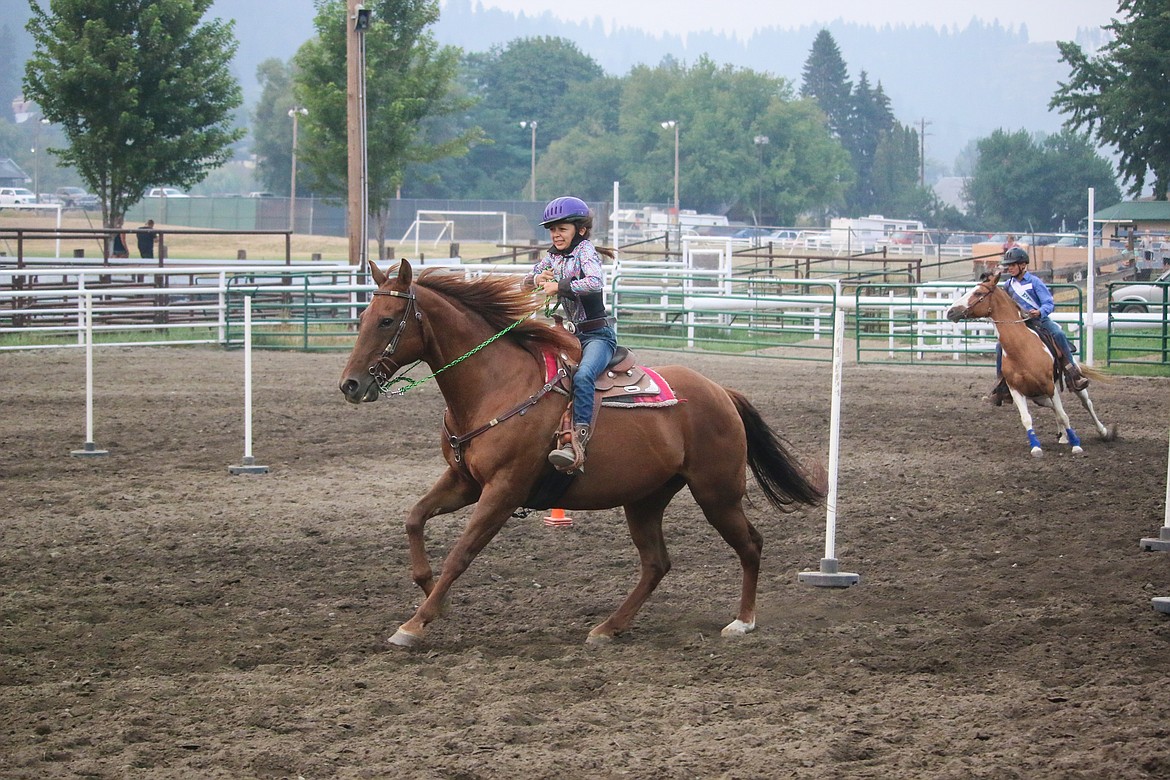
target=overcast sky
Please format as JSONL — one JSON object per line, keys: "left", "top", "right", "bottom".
{"left": 469, "top": 0, "right": 1116, "bottom": 42}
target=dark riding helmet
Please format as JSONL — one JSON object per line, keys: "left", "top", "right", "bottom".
{"left": 1003, "top": 246, "right": 1030, "bottom": 266}
{"left": 540, "top": 196, "right": 591, "bottom": 228}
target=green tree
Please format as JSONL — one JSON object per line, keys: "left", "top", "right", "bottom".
{"left": 842, "top": 72, "right": 897, "bottom": 215}
{"left": 294, "top": 0, "right": 479, "bottom": 254}
{"left": 800, "top": 29, "right": 852, "bottom": 139}
{"left": 251, "top": 58, "right": 298, "bottom": 196}
{"left": 964, "top": 128, "right": 1120, "bottom": 231}
{"left": 871, "top": 122, "right": 931, "bottom": 219}
{"left": 616, "top": 56, "right": 850, "bottom": 221}
{"left": 23, "top": 0, "right": 243, "bottom": 229}
{"left": 408, "top": 38, "right": 608, "bottom": 199}
{"left": 1051, "top": 0, "right": 1170, "bottom": 198}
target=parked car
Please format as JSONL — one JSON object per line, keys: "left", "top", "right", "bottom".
{"left": 731, "top": 226, "right": 772, "bottom": 240}
{"left": 0, "top": 187, "right": 36, "bottom": 205}
{"left": 1111, "top": 268, "right": 1170, "bottom": 313}
{"left": 944, "top": 233, "right": 987, "bottom": 246}
{"left": 767, "top": 229, "right": 800, "bottom": 244}
{"left": 247, "top": 191, "right": 275, "bottom": 198}
{"left": 146, "top": 187, "right": 190, "bottom": 198}
{"left": 55, "top": 186, "right": 100, "bottom": 210}
{"left": 795, "top": 230, "right": 833, "bottom": 250}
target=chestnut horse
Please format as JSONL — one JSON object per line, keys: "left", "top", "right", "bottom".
{"left": 338, "top": 260, "right": 826, "bottom": 647}
{"left": 946, "top": 272, "right": 1115, "bottom": 457}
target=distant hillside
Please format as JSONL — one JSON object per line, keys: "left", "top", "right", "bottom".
{"left": 433, "top": 0, "right": 1111, "bottom": 170}
{"left": 8, "top": 0, "right": 1111, "bottom": 174}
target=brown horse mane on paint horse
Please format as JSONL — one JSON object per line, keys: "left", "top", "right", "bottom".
{"left": 339, "top": 259, "right": 826, "bottom": 648}
{"left": 946, "top": 271, "right": 1115, "bottom": 457}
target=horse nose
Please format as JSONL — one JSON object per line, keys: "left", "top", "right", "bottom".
{"left": 946, "top": 306, "right": 963, "bottom": 322}
{"left": 340, "top": 377, "right": 360, "bottom": 398}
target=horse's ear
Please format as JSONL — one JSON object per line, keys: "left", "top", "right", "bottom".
{"left": 396, "top": 258, "right": 413, "bottom": 288}
{"left": 368, "top": 259, "right": 387, "bottom": 287}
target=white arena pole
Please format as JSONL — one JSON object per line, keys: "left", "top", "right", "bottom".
{"left": 229, "top": 293, "right": 269, "bottom": 474}
{"left": 799, "top": 282, "right": 858, "bottom": 587}
{"left": 1140, "top": 422, "right": 1170, "bottom": 555}
{"left": 612, "top": 180, "right": 620, "bottom": 252}
{"left": 1085, "top": 187, "right": 1096, "bottom": 366}
{"left": 1149, "top": 425, "right": 1170, "bottom": 614}
{"left": 71, "top": 293, "right": 108, "bottom": 458}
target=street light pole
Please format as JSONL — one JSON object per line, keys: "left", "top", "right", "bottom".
{"left": 520, "top": 120, "right": 537, "bottom": 201}
{"left": 288, "top": 107, "right": 308, "bottom": 232}
{"left": 32, "top": 116, "right": 49, "bottom": 202}
{"left": 753, "top": 135, "right": 769, "bottom": 225}
{"left": 660, "top": 120, "right": 679, "bottom": 224}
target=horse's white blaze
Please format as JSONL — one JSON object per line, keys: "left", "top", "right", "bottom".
{"left": 721, "top": 618, "right": 756, "bottom": 636}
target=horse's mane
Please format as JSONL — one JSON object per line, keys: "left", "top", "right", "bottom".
{"left": 416, "top": 269, "right": 581, "bottom": 358}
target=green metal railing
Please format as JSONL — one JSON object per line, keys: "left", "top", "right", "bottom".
{"left": 853, "top": 282, "right": 1086, "bottom": 366}
{"left": 611, "top": 271, "right": 838, "bottom": 362}
{"left": 1106, "top": 279, "right": 1170, "bottom": 366}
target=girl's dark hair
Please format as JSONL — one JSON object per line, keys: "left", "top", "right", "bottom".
{"left": 569, "top": 216, "right": 615, "bottom": 259}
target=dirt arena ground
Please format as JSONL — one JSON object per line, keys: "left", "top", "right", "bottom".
{"left": 2, "top": 345, "right": 1169, "bottom": 779}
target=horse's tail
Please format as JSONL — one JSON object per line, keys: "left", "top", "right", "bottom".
{"left": 726, "top": 388, "right": 827, "bottom": 510}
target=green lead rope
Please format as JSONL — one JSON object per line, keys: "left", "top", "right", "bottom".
{"left": 378, "top": 310, "right": 541, "bottom": 397}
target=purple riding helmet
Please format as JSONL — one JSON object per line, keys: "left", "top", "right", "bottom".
{"left": 540, "top": 196, "right": 591, "bottom": 228}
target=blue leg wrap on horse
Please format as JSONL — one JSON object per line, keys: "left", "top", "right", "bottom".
{"left": 1065, "top": 427, "right": 1081, "bottom": 447}
{"left": 1027, "top": 429, "right": 1042, "bottom": 449}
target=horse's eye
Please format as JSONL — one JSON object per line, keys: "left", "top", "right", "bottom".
{"left": 378, "top": 317, "right": 396, "bottom": 328}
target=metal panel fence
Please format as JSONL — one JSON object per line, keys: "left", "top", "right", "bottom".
{"left": 853, "top": 282, "right": 1086, "bottom": 366}
{"left": 5, "top": 264, "right": 1168, "bottom": 371}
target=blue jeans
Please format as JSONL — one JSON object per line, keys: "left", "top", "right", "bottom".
{"left": 573, "top": 326, "right": 616, "bottom": 427}
{"left": 995, "top": 317, "right": 1077, "bottom": 373}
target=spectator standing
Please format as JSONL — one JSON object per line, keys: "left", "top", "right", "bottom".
{"left": 136, "top": 219, "right": 156, "bottom": 259}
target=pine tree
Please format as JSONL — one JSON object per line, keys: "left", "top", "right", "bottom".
{"left": 800, "top": 29, "right": 852, "bottom": 139}
{"left": 1051, "top": 0, "right": 1170, "bottom": 198}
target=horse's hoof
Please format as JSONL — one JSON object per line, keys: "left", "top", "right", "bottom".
{"left": 388, "top": 628, "right": 423, "bottom": 648}
{"left": 721, "top": 618, "right": 757, "bottom": 637}
{"left": 1030, "top": 447, "right": 1044, "bottom": 458}
{"left": 1071, "top": 445, "right": 1084, "bottom": 455}
{"left": 585, "top": 632, "right": 614, "bottom": 647}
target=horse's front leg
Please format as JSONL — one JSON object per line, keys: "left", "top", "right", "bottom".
{"left": 1046, "top": 392, "right": 1084, "bottom": 454}
{"left": 404, "top": 466, "right": 482, "bottom": 601}
{"left": 1008, "top": 389, "right": 1045, "bottom": 457}
{"left": 390, "top": 488, "right": 518, "bottom": 648}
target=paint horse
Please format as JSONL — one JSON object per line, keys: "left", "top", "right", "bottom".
{"left": 946, "top": 272, "right": 1115, "bottom": 457}
{"left": 338, "top": 260, "right": 826, "bottom": 648}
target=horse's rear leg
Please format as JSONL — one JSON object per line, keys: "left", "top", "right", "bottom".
{"left": 587, "top": 482, "right": 682, "bottom": 646}
{"left": 1073, "top": 388, "right": 1116, "bottom": 441}
{"left": 695, "top": 497, "right": 763, "bottom": 637}
{"left": 393, "top": 467, "right": 481, "bottom": 645}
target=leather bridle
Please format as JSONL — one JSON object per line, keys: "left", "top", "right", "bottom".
{"left": 368, "top": 286, "right": 421, "bottom": 386}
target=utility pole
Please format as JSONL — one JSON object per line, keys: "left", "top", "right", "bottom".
{"left": 919, "top": 118, "right": 932, "bottom": 187}
{"left": 347, "top": 1, "right": 371, "bottom": 269}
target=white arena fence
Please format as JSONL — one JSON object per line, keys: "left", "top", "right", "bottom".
{"left": 0, "top": 258, "right": 1119, "bottom": 367}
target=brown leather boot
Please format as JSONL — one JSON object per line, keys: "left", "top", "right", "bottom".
{"left": 986, "top": 376, "right": 1009, "bottom": 406}
{"left": 1064, "top": 362, "right": 1090, "bottom": 392}
{"left": 548, "top": 423, "right": 591, "bottom": 472}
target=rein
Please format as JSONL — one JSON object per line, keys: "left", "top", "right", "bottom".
{"left": 368, "top": 286, "right": 545, "bottom": 397}
{"left": 968, "top": 283, "right": 1029, "bottom": 325}
{"left": 367, "top": 281, "right": 568, "bottom": 462}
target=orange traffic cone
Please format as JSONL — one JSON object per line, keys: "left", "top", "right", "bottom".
{"left": 543, "top": 507, "right": 573, "bottom": 527}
